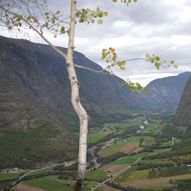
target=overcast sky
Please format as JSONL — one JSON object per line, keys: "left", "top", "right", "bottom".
{"left": 1, "top": 0, "right": 191, "bottom": 86}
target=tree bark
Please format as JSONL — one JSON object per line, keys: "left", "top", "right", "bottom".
{"left": 66, "top": 0, "right": 88, "bottom": 190}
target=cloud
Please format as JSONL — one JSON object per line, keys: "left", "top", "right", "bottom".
{"left": 1, "top": 0, "right": 191, "bottom": 86}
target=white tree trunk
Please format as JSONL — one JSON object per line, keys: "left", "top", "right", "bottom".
{"left": 66, "top": 0, "right": 88, "bottom": 188}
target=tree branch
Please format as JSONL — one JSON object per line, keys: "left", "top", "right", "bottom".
{"left": 0, "top": 6, "right": 152, "bottom": 75}
{"left": 125, "top": 58, "right": 150, "bottom": 62}
{"left": 74, "top": 64, "right": 106, "bottom": 73}
{"left": 47, "top": 17, "right": 69, "bottom": 30}
{"left": 75, "top": 58, "right": 150, "bottom": 73}
{"left": 0, "top": 5, "right": 67, "bottom": 60}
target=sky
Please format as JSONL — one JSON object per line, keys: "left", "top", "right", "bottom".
{"left": 1, "top": 0, "right": 191, "bottom": 86}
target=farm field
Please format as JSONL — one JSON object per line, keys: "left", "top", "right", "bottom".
{"left": 25, "top": 176, "right": 104, "bottom": 191}
{"left": 13, "top": 183, "right": 46, "bottom": 191}
{"left": 87, "top": 133, "right": 109, "bottom": 145}
{"left": 142, "top": 120, "right": 166, "bottom": 134}
{"left": 0, "top": 172, "right": 21, "bottom": 180}
{"left": 112, "top": 152, "right": 147, "bottom": 165}
{"left": 88, "top": 116, "right": 145, "bottom": 145}
{"left": 122, "top": 173, "right": 191, "bottom": 190}
{"left": 98, "top": 136, "right": 155, "bottom": 158}
{"left": 2, "top": 115, "right": 191, "bottom": 191}
{"left": 26, "top": 176, "right": 73, "bottom": 191}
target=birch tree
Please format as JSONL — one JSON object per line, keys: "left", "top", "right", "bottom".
{"left": 0, "top": 0, "right": 177, "bottom": 190}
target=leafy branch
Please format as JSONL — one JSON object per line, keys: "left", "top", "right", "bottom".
{"left": 76, "top": 7, "right": 108, "bottom": 24}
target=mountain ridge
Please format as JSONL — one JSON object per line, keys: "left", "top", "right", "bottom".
{"left": 175, "top": 77, "right": 191, "bottom": 128}
{"left": 0, "top": 35, "right": 191, "bottom": 169}
{"left": 0, "top": 36, "right": 143, "bottom": 168}
{"left": 142, "top": 72, "right": 191, "bottom": 110}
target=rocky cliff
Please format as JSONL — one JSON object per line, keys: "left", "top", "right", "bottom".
{"left": 175, "top": 77, "right": 191, "bottom": 127}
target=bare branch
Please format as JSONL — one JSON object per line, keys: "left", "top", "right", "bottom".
{"left": 46, "top": 16, "right": 69, "bottom": 31}
{"left": 75, "top": 57, "right": 150, "bottom": 73}
{"left": 74, "top": 64, "right": 105, "bottom": 73}
{"left": 125, "top": 58, "right": 150, "bottom": 62}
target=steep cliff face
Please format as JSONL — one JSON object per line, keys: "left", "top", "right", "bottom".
{"left": 142, "top": 72, "right": 191, "bottom": 110}
{"left": 0, "top": 36, "right": 144, "bottom": 119}
{"left": 0, "top": 36, "right": 143, "bottom": 168}
{"left": 175, "top": 78, "right": 191, "bottom": 127}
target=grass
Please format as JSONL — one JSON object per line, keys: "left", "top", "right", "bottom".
{"left": 103, "top": 116, "right": 145, "bottom": 135}
{"left": 0, "top": 79, "right": 78, "bottom": 169}
{"left": 26, "top": 176, "right": 72, "bottom": 191}
{"left": 143, "top": 119, "right": 166, "bottom": 133}
{"left": 98, "top": 140, "right": 126, "bottom": 158}
{"left": 84, "top": 181, "right": 102, "bottom": 191}
{"left": 98, "top": 135, "right": 152, "bottom": 158}
{"left": 115, "top": 117, "right": 144, "bottom": 130}
{"left": 26, "top": 166, "right": 56, "bottom": 176}
{"left": 88, "top": 133, "right": 108, "bottom": 144}
{"left": 26, "top": 176, "right": 103, "bottom": 191}
{"left": 127, "top": 169, "right": 149, "bottom": 180}
{"left": 126, "top": 136, "right": 141, "bottom": 143}
{"left": 115, "top": 167, "right": 149, "bottom": 183}
{"left": 98, "top": 135, "right": 155, "bottom": 159}
{"left": 87, "top": 117, "right": 145, "bottom": 145}
{"left": 112, "top": 153, "right": 146, "bottom": 165}
{"left": 160, "top": 138, "right": 181, "bottom": 148}
{"left": 0, "top": 116, "right": 77, "bottom": 169}
{"left": 153, "top": 148, "right": 172, "bottom": 154}
{"left": 142, "top": 185, "right": 172, "bottom": 191}
{"left": 122, "top": 173, "right": 191, "bottom": 189}
{"left": 85, "top": 170, "right": 107, "bottom": 182}
{"left": 0, "top": 172, "right": 21, "bottom": 180}
{"left": 141, "top": 136, "right": 155, "bottom": 147}
{"left": 143, "top": 122, "right": 157, "bottom": 134}
{"left": 115, "top": 167, "right": 136, "bottom": 182}
{"left": 160, "top": 166, "right": 191, "bottom": 177}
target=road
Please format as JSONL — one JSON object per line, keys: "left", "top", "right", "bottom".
{"left": 90, "top": 158, "right": 142, "bottom": 191}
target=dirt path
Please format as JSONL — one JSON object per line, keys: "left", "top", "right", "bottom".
{"left": 13, "top": 183, "right": 46, "bottom": 191}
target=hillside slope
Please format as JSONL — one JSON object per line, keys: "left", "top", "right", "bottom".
{"left": 0, "top": 36, "right": 143, "bottom": 169}
{"left": 142, "top": 72, "right": 191, "bottom": 110}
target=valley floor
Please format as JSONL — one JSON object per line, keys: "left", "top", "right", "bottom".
{"left": 1, "top": 113, "right": 191, "bottom": 191}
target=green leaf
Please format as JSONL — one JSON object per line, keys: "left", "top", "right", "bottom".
{"left": 145, "top": 53, "right": 150, "bottom": 58}
{"left": 60, "top": 26, "right": 65, "bottom": 34}
{"left": 117, "top": 61, "right": 126, "bottom": 70}
{"left": 155, "top": 62, "right": 161, "bottom": 70}
{"left": 97, "top": 19, "right": 103, "bottom": 24}
{"left": 174, "top": 63, "right": 178, "bottom": 69}
{"left": 155, "top": 56, "right": 160, "bottom": 61}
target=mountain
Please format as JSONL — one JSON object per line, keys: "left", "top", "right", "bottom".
{"left": 175, "top": 77, "right": 191, "bottom": 127}
{"left": 1, "top": 35, "right": 190, "bottom": 169}
{"left": 142, "top": 72, "right": 191, "bottom": 111}
{"left": 0, "top": 36, "right": 143, "bottom": 169}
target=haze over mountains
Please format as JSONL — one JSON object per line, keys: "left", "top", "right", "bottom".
{"left": 0, "top": 35, "right": 190, "bottom": 168}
